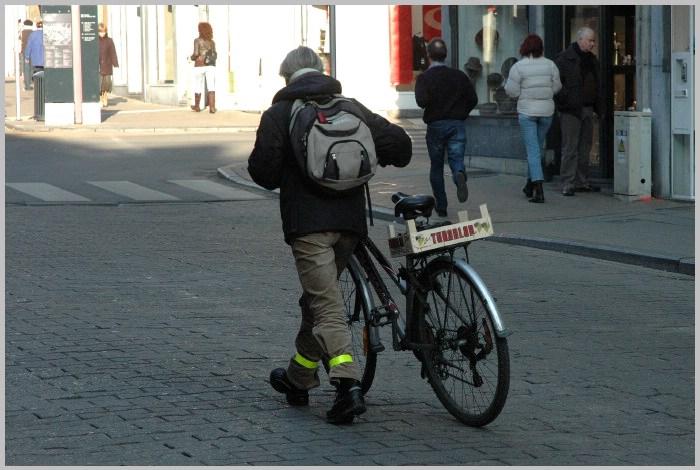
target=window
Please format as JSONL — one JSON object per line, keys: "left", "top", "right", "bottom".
{"left": 457, "top": 5, "right": 529, "bottom": 114}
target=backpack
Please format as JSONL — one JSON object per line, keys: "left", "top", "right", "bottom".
{"left": 288, "top": 95, "right": 378, "bottom": 193}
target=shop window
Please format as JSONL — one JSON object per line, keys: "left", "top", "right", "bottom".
{"left": 457, "top": 5, "right": 529, "bottom": 115}
{"left": 389, "top": 5, "right": 442, "bottom": 91}
{"left": 612, "top": 6, "right": 636, "bottom": 111}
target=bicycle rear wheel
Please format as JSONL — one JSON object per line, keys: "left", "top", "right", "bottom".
{"left": 414, "top": 258, "right": 509, "bottom": 426}
{"left": 338, "top": 258, "right": 377, "bottom": 395}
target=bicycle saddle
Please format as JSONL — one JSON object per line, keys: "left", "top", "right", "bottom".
{"left": 392, "top": 192, "right": 436, "bottom": 220}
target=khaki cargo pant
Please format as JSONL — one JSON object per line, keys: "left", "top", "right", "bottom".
{"left": 286, "top": 232, "right": 361, "bottom": 390}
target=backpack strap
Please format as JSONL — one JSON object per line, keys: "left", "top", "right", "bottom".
{"left": 365, "top": 183, "right": 374, "bottom": 226}
{"left": 289, "top": 98, "right": 307, "bottom": 134}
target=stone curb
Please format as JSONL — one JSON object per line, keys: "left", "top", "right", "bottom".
{"left": 217, "top": 164, "right": 694, "bottom": 277}
{"left": 487, "top": 234, "right": 695, "bottom": 276}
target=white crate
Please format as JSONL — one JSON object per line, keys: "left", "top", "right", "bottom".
{"left": 387, "top": 204, "right": 494, "bottom": 258}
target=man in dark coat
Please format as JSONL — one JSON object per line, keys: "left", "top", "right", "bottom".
{"left": 555, "top": 26, "right": 601, "bottom": 196}
{"left": 248, "top": 46, "right": 411, "bottom": 424}
{"left": 415, "top": 38, "right": 477, "bottom": 217}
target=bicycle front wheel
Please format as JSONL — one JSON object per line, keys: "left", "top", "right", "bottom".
{"left": 414, "top": 258, "right": 509, "bottom": 426}
{"left": 338, "top": 258, "right": 377, "bottom": 395}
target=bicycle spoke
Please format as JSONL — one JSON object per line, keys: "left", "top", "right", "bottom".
{"left": 417, "top": 259, "right": 509, "bottom": 426}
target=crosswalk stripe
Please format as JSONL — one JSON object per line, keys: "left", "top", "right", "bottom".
{"left": 87, "top": 181, "right": 179, "bottom": 201}
{"left": 168, "top": 179, "right": 265, "bottom": 200}
{"left": 6, "top": 183, "right": 91, "bottom": 202}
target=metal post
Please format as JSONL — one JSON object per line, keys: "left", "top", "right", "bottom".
{"left": 15, "top": 25, "right": 21, "bottom": 121}
{"left": 329, "top": 5, "right": 336, "bottom": 77}
{"left": 72, "top": 5, "right": 83, "bottom": 124}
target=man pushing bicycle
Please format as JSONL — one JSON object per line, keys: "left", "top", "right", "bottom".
{"left": 247, "top": 46, "right": 412, "bottom": 424}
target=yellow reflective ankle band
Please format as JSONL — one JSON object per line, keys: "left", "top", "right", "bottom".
{"left": 329, "top": 354, "right": 353, "bottom": 368}
{"left": 293, "top": 352, "right": 318, "bottom": 369}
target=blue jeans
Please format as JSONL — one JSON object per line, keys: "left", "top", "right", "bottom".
{"left": 426, "top": 119, "right": 466, "bottom": 211}
{"left": 518, "top": 114, "right": 553, "bottom": 182}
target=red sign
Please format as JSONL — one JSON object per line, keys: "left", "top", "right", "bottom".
{"left": 423, "top": 6, "right": 442, "bottom": 40}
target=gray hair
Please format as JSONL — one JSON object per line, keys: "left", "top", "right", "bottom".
{"left": 576, "top": 26, "right": 595, "bottom": 41}
{"left": 279, "top": 46, "right": 324, "bottom": 83}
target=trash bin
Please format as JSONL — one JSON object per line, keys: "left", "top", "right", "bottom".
{"left": 32, "top": 70, "right": 45, "bottom": 121}
{"left": 613, "top": 111, "right": 652, "bottom": 199}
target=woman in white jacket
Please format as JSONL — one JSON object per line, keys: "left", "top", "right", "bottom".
{"left": 505, "top": 34, "right": 562, "bottom": 203}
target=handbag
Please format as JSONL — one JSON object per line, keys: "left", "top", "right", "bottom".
{"left": 204, "top": 49, "right": 217, "bottom": 66}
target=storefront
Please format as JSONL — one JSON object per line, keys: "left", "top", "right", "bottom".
{"left": 548, "top": 5, "right": 694, "bottom": 200}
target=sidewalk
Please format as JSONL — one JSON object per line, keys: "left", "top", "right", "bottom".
{"left": 4, "top": 80, "right": 262, "bottom": 133}
{"left": 5, "top": 81, "right": 695, "bottom": 274}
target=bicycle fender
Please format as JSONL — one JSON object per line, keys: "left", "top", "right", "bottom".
{"left": 451, "top": 258, "right": 509, "bottom": 337}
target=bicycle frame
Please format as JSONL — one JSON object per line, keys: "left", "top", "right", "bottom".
{"left": 349, "top": 238, "right": 408, "bottom": 352}
{"left": 349, "top": 233, "right": 509, "bottom": 354}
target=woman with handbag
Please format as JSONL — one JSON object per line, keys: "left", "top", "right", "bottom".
{"left": 190, "top": 22, "right": 217, "bottom": 113}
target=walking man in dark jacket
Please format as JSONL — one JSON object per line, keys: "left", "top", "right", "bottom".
{"left": 415, "top": 38, "right": 477, "bottom": 217}
{"left": 555, "top": 26, "right": 601, "bottom": 196}
{"left": 248, "top": 46, "right": 412, "bottom": 424}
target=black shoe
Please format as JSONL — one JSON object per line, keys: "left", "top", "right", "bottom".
{"left": 326, "top": 379, "right": 366, "bottom": 424}
{"left": 529, "top": 181, "right": 544, "bottom": 203}
{"left": 270, "top": 368, "right": 309, "bottom": 406}
{"left": 455, "top": 171, "right": 468, "bottom": 203}
{"left": 575, "top": 184, "right": 600, "bottom": 192}
{"left": 435, "top": 209, "right": 448, "bottom": 218}
{"left": 562, "top": 187, "right": 575, "bottom": 196}
{"left": 522, "top": 179, "right": 534, "bottom": 198}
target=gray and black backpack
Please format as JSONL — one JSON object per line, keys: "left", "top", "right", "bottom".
{"left": 288, "top": 95, "right": 378, "bottom": 193}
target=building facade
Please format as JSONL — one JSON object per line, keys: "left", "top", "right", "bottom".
{"left": 4, "top": 4, "right": 695, "bottom": 200}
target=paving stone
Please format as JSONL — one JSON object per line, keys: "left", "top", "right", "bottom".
{"left": 5, "top": 200, "right": 693, "bottom": 466}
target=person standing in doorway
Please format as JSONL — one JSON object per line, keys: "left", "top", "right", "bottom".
{"left": 415, "top": 38, "right": 477, "bottom": 217}
{"left": 24, "top": 20, "right": 44, "bottom": 77}
{"left": 555, "top": 26, "right": 601, "bottom": 196}
{"left": 505, "top": 33, "right": 562, "bottom": 203}
{"left": 98, "top": 23, "right": 119, "bottom": 107}
{"left": 190, "top": 22, "right": 217, "bottom": 113}
{"left": 19, "top": 19, "right": 34, "bottom": 91}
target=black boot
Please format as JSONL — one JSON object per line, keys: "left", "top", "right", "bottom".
{"left": 326, "top": 378, "right": 366, "bottom": 424}
{"left": 522, "top": 179, "right": 533, "bottom": 198}
{"left": 269, "top": 368, "right": 309, "bottom": 406}
{"left": 190, "top": 93, "right": 201, "bottom": 112}
{"left": 529, "top": 181, "right": 544, "bottom": 203}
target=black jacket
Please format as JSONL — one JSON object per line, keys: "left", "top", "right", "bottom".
{"left": 248, "top": 72, "right": 412, "bottom": 244}
{"left": 414, "top": 65, "right": 478, "bottom": 124}
{"left": 554, "top": 43, "right": 600, "bottom": 117}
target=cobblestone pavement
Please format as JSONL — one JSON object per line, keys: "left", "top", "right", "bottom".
{"left": 5, "top": 197, "right": 694, "bottom": 466}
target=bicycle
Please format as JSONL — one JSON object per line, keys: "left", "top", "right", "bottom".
{"left": 338, "top": 192, "right": 510, "bottom": 426}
